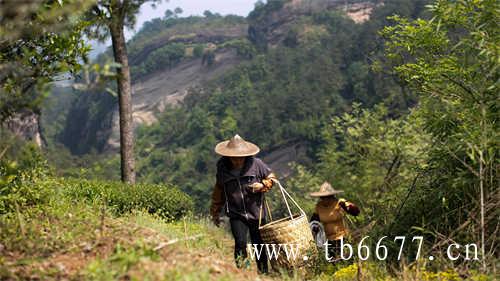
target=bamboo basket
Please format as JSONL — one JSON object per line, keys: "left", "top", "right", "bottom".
{"left": 258, "top": 181, "right": 315, "bottom": 269}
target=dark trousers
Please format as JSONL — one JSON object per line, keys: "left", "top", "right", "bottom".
{"left": 229, "top": 218, "right": 268, "bottom": 273}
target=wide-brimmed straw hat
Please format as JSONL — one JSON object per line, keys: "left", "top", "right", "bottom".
{"left": 214, "top": 134, "right": 260, "bottom": 157}
{"left": 309, "top": 181, "right": 344, "bottom": 197}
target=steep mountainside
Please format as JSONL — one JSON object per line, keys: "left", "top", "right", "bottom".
{"left": 106, "top": 48, "right": 243, "bottom": 148}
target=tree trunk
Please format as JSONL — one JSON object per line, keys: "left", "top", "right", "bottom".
{"left": 110, "top": 22, "right": 136, "bottom": 184}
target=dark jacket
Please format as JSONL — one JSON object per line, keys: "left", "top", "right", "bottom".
{"left": 210, "top": 156, "right": 272, "bottom": 221}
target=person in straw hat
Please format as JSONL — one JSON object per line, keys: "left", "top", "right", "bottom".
{"left": 309, "top": 181, "right": 360, "bottom": 262}
{"left": 210, "top": 134, "right": 277, "bottom": 273}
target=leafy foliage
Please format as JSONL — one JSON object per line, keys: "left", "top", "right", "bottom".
{"left": 1, "top": 0, "right": 499, "bottom": 277}
{"left": 317, "top": 104, "right": 430, "bottom": 227}
{"left": 0, "top": 0, "right": 91, "bottom": 121}
{"left": 220, "top": 39, "right": 257, "bottom": 59}
{"left": 0, "top": 161, "right": 52, "bottom": 214}
{"left": 283, "top": 0, "right": 498, "bottom": 268}
{"left": 381, "top": 0, "right": 498, "bottom": 263}
{"left": 1, "top": 174, "right": 193, "bottom": 221}
{"left": 0, "top": 132, "right": 51, "bottom": 213}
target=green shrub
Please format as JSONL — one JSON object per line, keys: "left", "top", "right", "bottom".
{"left": 63, "top": 179, "right": 194, "bottom": 220}
{"left": 0, "top": 151, "right": 53, "bottom": 214}
{"left": 222, "top": 39, "right": 257, "bottom": 59}
{"left": 0, "top": 165, "right": 194, "bottom": 220}
{"left": 142, "top": 43, "right": 185, "bottom": 73}
{"left": 0, "top": 175, "right": 56, "bottom": 214}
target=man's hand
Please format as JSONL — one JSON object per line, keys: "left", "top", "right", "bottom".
{"left": 247, "top": 175, "right": 278, "bottom": 193}
{"left": 338, "top": 199, "right": 360, "bottom": 216}
{"left": 261, "top": 178, "right": 273, "bottom": 190}
{"left": 338, "top": 198, "right": 347, "bottom": 209}
{"left": 261, "top": 175, "right": 277, "bottom": 192}
{"left": 249, "top": 182, "right": 265, "bottom": 192}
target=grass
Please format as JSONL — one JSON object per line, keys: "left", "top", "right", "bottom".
{"left": 0, "top": 178, "right": 497, "bottom": 280}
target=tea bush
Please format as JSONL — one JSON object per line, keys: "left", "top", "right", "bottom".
{"left": 0, "top": 167, "right": 193, "bottom": 220}
{"left": 0, "top": 175, "right": 55, "bottom": 214}
{"left": 62, "top": 178, "right": 194, "bottom": 220}
{"left": 0, "top": 156, "right": 53, "bottom": 214}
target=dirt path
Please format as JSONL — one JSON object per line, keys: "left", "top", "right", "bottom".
{"left": 1, "top": 215, "right": 276, "bottom": 280}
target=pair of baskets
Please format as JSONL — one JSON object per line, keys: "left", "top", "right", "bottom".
{"left": 258, "top": 181, "right": 315, "bottom": 269}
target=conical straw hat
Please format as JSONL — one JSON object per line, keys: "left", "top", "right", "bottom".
{"left": 214, "top": 134, "right": 260, "bottom": 157}
{"left": 309, "top": 181, "right": 344, "bottom": 197}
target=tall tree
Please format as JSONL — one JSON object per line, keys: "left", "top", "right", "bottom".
{"left": 87, "top": 0, "right": 162, "bottom": 184}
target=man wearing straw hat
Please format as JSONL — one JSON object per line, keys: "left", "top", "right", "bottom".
{"left": 210, "top": 134, "right": 277, "bottom": 273}
{"left": 309, "top": 181, "right": 360, "bottom": 262}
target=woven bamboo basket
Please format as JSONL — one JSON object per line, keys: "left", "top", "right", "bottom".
{"left": 258, "top": 181, "right": 315, "bottom": 269}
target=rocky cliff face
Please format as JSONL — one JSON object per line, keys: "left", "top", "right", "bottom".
{"left": 103, "top": 23, "right": 249, "bottom": 150}
{"left": 248, "top": 0, "right": 380, "bottom": 48}
{"left": 4, "top": 110, "right": 44, "bottom": 147}
{"left": 105, "top": 48, "right": 243, "bottom": 149}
